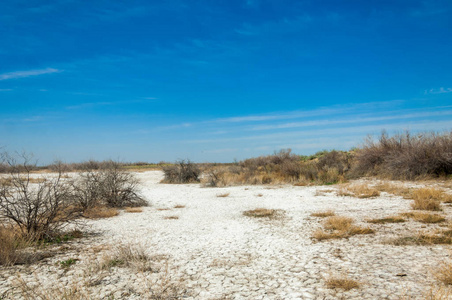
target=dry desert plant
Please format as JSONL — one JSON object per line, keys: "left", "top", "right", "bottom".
{"left": 216, "top": 192, "right": 230, "bottom": 198}
{"left": 162, "top": 160, "right": 200, "bottom": 183}
{"left": 124, "top": 207, "right": 143, "bottom": 213}
{"left": 314, "top": 215, "right": 374, "bottom": 240}
{"left": 0, "top": 153, "right": 80, "bottom": 239}
{"left": 367, "top": 216, "right": 406, "bottom": 224}
{"left": 337, "top": 183, "right": 380, "bottom": 198}
{"left": 83, "top": 206, "right": 119, "bottom": 219}
{"left": 243, "top": 208, "right": 276, "bottom": 218}
{"left": 311, "top": 210, "right": 336, "bottom": 218}
{"left": 401, "top": 212, "right": 445, "bottom": 223}
{"left": 325, "top": 274, "right": 360, "bottom": 291}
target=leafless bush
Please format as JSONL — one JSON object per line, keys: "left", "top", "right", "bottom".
{"left": 353, "top": 131, "right": 452, "bottom": 179}
{"left": 162, "top": 160, "right": 200, "bottom": 183}
{"left": 73, "top": 161, "right": 146, "bottom": 208}
{"left": 0, "top": 153, "right": 80, "bottom": 239}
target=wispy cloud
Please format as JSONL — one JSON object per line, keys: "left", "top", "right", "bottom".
{"left": 0, "top": 89, "right": 13, "bottom": 91}
{"left": 425, "top": 87, "right": 452, "bottom": 94}
{"left": 250, "top": 110, "right": 452, "bottom": 131}
{"left": 0, "top": 68, "right": 61, "bottom": 81}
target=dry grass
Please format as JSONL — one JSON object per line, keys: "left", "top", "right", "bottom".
{"left": 174, "top": 204, "right": 186, "bottom": 208}
{"left": 435, "top": 261, "right": 452, "bottom": 286}
{"left": 124, "top": 207, "right": 143, "bottom": 213}
{"left": 325, "top": 274, "right": 360, "bottom": 291}
{"left": 411, "top": 195, "right": 442, "bottom": 211}
{"left": 337, "top": 183, "right": 380, "bottom": 198}
{"left": 424, "top": 286, "right": 452, "bottom": 300}
{"left": 164, "top": 216, "right": 179, "bottom": 220}
{"left": 367, "top": 216, "right": 406, "bottom": 224}
{"left": 401, "top": 212, "right": 446, "bottom": 223}
{"left": 243, "top": 208, "right": 276, "bottom": 218}
{"left": 256, "top": 193, "right": 263, "bottom": 197}
{"left": 0, "top": 226, "right": 33, "bottom": 266}
{"left": 374, "top": 182, "right": 412, "bottom": 198}
{"left": 99, "top": 244, "right": 156, "bottom": 272}
{"left": 390, "top": 231, "right": 452, "bottom": 246}
{"left": 157, "top": 208, "right": 171, "bottom": 211}
{"left": 311, "top": 210, "right": 335, "bottom": 218}
{"left": 83, "top": 207, "right": 120, "bottom": 219}
{"left": 313, "top": 216, "right": 374, "bottom": 240}
{"left": 216, "top": 192, "right": 230, "bottom": 198}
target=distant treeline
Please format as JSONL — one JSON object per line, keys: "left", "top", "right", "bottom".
{"left": 1, "top": 131, "right": 451, "bottom": 182}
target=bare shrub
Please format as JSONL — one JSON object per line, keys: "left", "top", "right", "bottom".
{"left": 353, "top": 131, "right": 452, "bottom": 179}
{"left": 0, "top": 153, "right": 80, "bottom": 239}
{"left": 162, "top": 160, "right": 200, "bottom": 183}
{"left": 73, "top": 160, "right": 146, "bottom": 208}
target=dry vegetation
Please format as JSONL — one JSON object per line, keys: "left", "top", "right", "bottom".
{"left": 367, "top": 216, "right": 406, "bottom": 224}
{"left": 243, "top": 208, "right": 276, "bottom": 218}
{"left": 124, "top": 207, "right": 143, "bottom": 213}
{"left": 216, "top": 192, "right": 230, "bottom": 198}
{"left": 313, "top": 216, "right": 374, "bottom": 240}
{"left": 337, "top": 183, "right": 380, "bottom": 198}
{"left": 311, "top": 210, "right": 336, "bottom": 218}
{"left": 401, "top": 212, "right": 446, "bottom": 224}
{"left": 325, "top": 274, "right": 360, "bottom": 291}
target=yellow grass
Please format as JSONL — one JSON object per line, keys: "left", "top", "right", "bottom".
{"left": 337, "top": 183, "right": 380, "bottom": 198}
{"left": 311, "top": 210, "right": 336, "bottom": 218}
{"left": 435, "top": 262, "right": 452, "bottom": 286}
{"left": 325, "top": 274, "right": 360, "bottom": 290}
{"left": 401, "top": 212, "right": 446, "bottom": 223}
{"left": 313, "top": 216, "right": 374, "bottom": 240}
{"left": 368, "top": 216, "right": 406, "bottom": 224}
{"left": 83, "top": 207, "right": 119, "bottom": 219}
{"left": 124, "top": 207, "right": 143, "bottom": 213}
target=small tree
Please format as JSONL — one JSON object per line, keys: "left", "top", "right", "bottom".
{"left": 162, "top": 160, "right": 200, "bottom": 183}
{"left": 0, "top": 153, "right": 79, "bottom": 239}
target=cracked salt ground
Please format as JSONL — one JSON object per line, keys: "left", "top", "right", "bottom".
{"left": 1, "top": 170, "right": 451, "bottom": 299}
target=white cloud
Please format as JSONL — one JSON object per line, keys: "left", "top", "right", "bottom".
{"left": 0, "top": 68, "right": 61, "bottom": 80}
{"left": 424, "top": 87, "right": 452, "bottom": 94}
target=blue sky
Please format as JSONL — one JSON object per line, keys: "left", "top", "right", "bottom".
{"left": 1, "top": 0, "right": 451, "bottom": 164}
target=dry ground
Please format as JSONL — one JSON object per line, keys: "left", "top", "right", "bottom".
{"left": 1, "top": 171, "right": 452, "bottom": 299}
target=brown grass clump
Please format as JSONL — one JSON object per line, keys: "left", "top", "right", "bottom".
{"left": 83, "top": 207, "right": 120, "bottom": 219}
{"left": 216, "top": 192, "right": 230, "bottom": 198}
{"left": 311, "top": 210, "right": 335, "bottom": 218}
{"left": 243, "top": 208, "right": 276, "bottom": 218}
{"left": 124, "top": 207, "right": 143, "bottom": 213}
{"left": 411, "top": 197, "right": 442, "bottom": 211}
{"left": 435, "top": 262, "right": 452, "bottom": 286}
{"left": 164, "top": 216, "right": 179, "bottom": 220}
{"left": 325, "top": 274, "right": 360, "bottom": 291}
{"left": 337, "top": 183, "right": 380, "bottom": 198}
{"left": 314, "top": 216, "right": 374, "bottom": 240}
{"left": 100, "top": 244, "right": 155, "bottom": 272}
{"left": 173, "top": 204, "right": 186, "bottom": 209}
{"left": 0, "top": 226, "right": 28, "bottom": 266}
{"left": 368, "top": 216, "right": 406, "bottom": 224}
{"left": 401, "top": 212, "right": 446, "bottom": 223}
{"left": 374, "top": 182, "right": 411, "bottom": 198}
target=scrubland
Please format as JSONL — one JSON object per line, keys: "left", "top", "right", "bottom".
{"left": 1, "top": 131, "right": 452, "bottom": 299}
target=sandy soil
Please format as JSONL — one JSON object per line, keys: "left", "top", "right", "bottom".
{"left": 1, "top": 171, "right": 452, "bottom": 299}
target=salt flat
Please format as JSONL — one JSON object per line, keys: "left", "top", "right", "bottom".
{"left": 1, "top": 170, "right": 451, "bottom": 299}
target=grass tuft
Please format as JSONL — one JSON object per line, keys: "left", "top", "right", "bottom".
{"left": 314, "top": 215, "right": 374, "bottom": 240}
{"left": 368, "top": 216, "right": 406, "bottom": 224}
{"left": 243, "top": 208, "right": 276, "bottom": 218}
{"left": 311, "top": 210, "right": 336, "bottom": 218}
{"left": 124, "top": 207, "right": 143, "bottom": 213}
{"left": 216, "top": 192, "right": 230, "bottom": 198}
{"left": 83, "top": 206, "right": 120, "bottom": 219}
{"left": 401, "top": 212, "right": 446, "bottom": 223}
{"left": 325, "top": 274, "right": 360, "bottom": 291}
{"left": 337, "top": 183, "right": 380, "bottom": 198}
